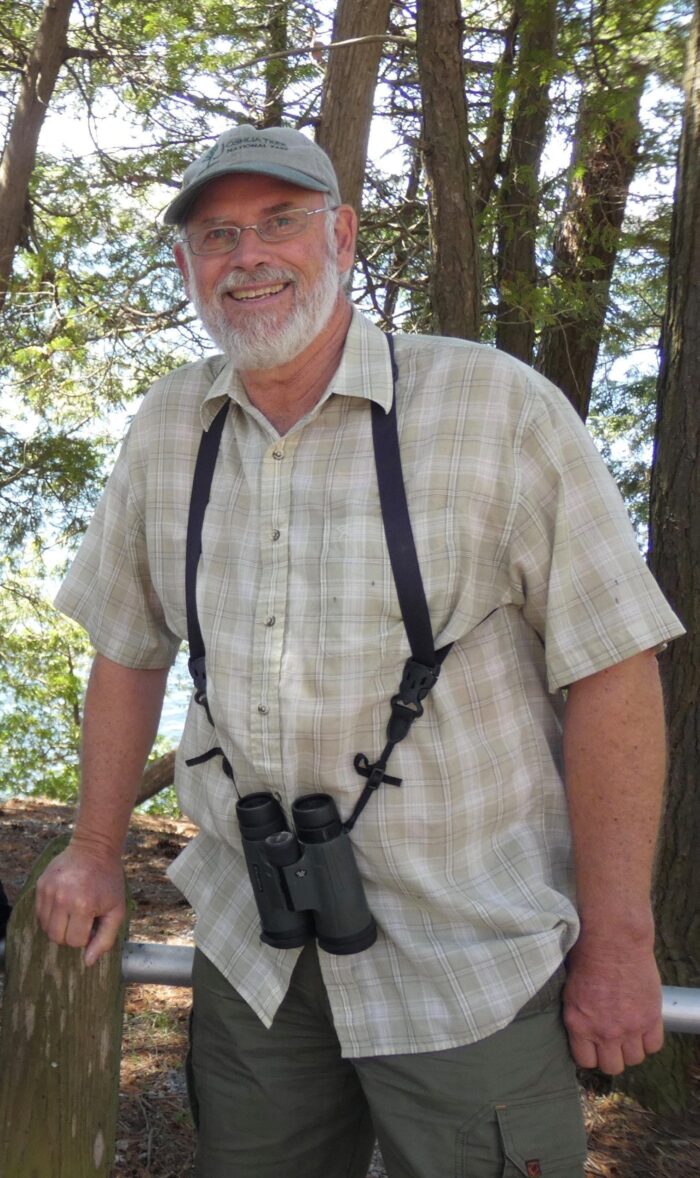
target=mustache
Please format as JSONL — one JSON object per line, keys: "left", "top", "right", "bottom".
{"left": 215, "top": 267, "right": 297, "bottom": 296}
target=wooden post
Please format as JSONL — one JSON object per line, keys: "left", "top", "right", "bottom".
{"left": 0, "top": 835, "right": 129, "bottom": 1176}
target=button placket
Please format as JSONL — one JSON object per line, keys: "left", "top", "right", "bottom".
{"left": 249, "top": 438, "right": 295, "bottom": 781}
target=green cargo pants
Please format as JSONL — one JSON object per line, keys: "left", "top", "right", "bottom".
{"left": 187, "top": 945, "right": 587, "bottom": 1178}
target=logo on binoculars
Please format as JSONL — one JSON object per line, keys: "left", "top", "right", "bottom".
{"left": 295, "top": 868, "right": 307, "bottom": 878}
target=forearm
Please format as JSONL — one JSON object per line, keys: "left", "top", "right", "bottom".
{"left": 72, "top": 652, "right": 170, "bottom": 859}
{"left": 563, "top": 648, "right": 666, "bottom": 941}
{"left": 36, "top": 653, "right": 169, "bottom": 962}
{"left": 561, "top": 648, "right": 667, "bottom": 1072}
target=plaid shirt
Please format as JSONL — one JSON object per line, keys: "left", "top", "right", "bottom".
{"left": 56, "top": 309, "right": 683, "bottom": 1057}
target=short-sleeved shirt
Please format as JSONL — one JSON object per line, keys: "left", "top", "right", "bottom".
{"left": 56, "top": 308, "right": 684, "bottom": 1057}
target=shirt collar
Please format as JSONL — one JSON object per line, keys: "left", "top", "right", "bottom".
{"left": 199, "top": 305, "right": 395, "bottom": 430}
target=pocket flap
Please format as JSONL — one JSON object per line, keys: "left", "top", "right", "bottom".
{"left": 495, "top": 1090, "right": 587, "bottom": 1175}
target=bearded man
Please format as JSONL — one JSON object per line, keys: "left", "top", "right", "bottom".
{"left": 36, "top": 125, "right": 683, "bottom": 1178}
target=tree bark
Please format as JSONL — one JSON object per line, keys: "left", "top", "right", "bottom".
{"left": 416, "top": 0, "right": 480, "bottom": 340}
{"left": 495, "top": 0, "right": 557, "bottom": 363}
{"left": 628, "top": 3, "right": 700, "bottom": 1115}
{"left": 475, "top": 7, "right": 519, "bottom": 217}
{"left": 536, "top": 72, "right": 646, "bottom": 419}
{"left": 261, "top": 3, "right": 288, "bottom": 127}
{"left": 317, "top": 0, "right": 393, "bottom": 214}
{"left": 0, "top": 0, "right": 75, "bottom": 313}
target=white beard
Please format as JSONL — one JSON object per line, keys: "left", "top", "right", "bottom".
{"left": 188, "top": 249, "right": 343, "bottom": 370}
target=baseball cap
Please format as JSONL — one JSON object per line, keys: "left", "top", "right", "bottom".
{"left": 163, "top": 124, "right": 342, "bottom": 225}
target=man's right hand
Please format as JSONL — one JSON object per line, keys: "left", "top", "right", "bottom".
{"left": 35, "top": 842, "right": 126, "bottom": 966}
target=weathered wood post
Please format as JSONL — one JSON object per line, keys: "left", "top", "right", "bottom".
{"left": 0, "top": 835, "right": 129, "bottom": 1177}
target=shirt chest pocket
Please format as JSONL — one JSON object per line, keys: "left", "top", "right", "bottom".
{"left": 295, "top": 497, "right": 457, "bottom": 651}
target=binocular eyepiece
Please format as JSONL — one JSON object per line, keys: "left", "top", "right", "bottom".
{"left": 236, "top": 792, "right": 377, "bottom": 956}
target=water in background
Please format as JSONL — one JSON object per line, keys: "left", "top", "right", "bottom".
{"left": 159, "top": 649, "right": 191, "bottom": 745}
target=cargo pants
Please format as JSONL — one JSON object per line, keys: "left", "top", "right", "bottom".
{"left": 187, "top": 944, "right": 588, "bottom": 1178}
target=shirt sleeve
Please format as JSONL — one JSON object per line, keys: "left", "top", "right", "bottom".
{"left": 508, "top": 380, "right": 685, "bottom": 691}
{"left": 54, "top": 425, "right": 181, "bottom": 670}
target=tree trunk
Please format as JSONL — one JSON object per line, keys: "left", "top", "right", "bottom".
{"left": 0, "top": 0, "right": 75, "bottom": 313}
{"left": 416, "top": 0, "right": 480, "bottom": 340}
{"left": 135, "top": 748, "right": 177, "bottom": 806}
{"left": 495, "top": 0, "right": 557, "bottom": 363}
{"left": 626, "top": 4, "right": 700, "bottom": 1115}
{"left": 536, "top": 72, "right": 646, "bottom": 419}
{"left": 317, "top": 0, "right": 393, "bottom": 214}
{"left": 261, "top": 3, "right": 288, "bottom": 127}
{"left": 475, "top": 6, "right": 519, "bottom": 217}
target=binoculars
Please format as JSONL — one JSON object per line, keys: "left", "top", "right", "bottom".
{"left": 236, "top": 791, "right": 377, "bottom": 956}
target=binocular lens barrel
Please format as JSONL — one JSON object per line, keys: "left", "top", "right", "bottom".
{"left": 292, "top": 793, "right": 342, "bottom": 842}
{"left": 237, "top": 792, "right": 288, "bottom": 841}
{"left": 236, "top": 793, "right": 314, "bottom": 950}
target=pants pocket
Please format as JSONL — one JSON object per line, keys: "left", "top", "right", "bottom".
{"left": 461, "top": 1088, "right": 587, "bottom": 1178}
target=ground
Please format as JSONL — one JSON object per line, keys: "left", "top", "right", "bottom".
{"left": 1, "top": 796, "right": 699, "bottom": 1177}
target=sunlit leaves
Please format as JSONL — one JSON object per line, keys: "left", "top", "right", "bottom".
{"left": 0, "top": 568, "right": 90, "bottom": 799}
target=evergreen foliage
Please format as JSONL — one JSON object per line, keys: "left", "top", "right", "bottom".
{"left": 1, "top": 0, "right": 697, "bottom": 1116}
{"left": 0, "top": 0, "right": 689, "bottom": 799}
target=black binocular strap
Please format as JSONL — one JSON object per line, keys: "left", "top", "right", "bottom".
{"left": 371, "top": 335, "right": 442, "bottom": 670}
{"left": 184, "top": 400, "right": 235, "bottom": 781}
{"left": 346, "top": 335, "right": 452, "bottom": 830}
{"left": 186, "top": 399, "right": 229, "bottom": 696}
{"left": 184, "top": 335, "right": 452, "bottom": 824}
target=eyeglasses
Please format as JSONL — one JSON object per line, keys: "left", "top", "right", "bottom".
{"left": 183, "top": 205, "right": 339, "bottom": 256}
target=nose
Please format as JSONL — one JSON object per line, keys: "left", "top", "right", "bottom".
{"left": 227, "top": 223, "right": 273, "bottom": 266}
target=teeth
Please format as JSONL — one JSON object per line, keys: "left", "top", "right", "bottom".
{"left": 230, "top": 284, "right": 285, "bottom": 301}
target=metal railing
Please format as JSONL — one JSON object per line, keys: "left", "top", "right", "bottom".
{"left": 2, "top": 939, "right": 699, "bottom": 1033}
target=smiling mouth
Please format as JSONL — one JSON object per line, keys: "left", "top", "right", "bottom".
{"left": 227, "top": 283, "right": 288, "bottom": 301}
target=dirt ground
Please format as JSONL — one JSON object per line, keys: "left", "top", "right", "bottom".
{"left": 1, "top": 796, "right": 699, "bottom": 1177}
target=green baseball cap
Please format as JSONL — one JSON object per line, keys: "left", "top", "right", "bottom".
{"left": 163, "top": 124, "right": 342, "bottom": 225}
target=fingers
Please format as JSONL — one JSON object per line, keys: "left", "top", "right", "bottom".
{"left": 642, "top": 1019, "right": 665, "bottom": 1057}
{"left": 34, "top": 848, "right": 126, "bottom": 966}
{"left": 36, "top": 877, "right": 93, "bottom": 948}
{"left": 563, "top": 937, "right": 665, "bottom": 1076}
{"left": 84, "top": 908, "right": 125, "bottom": 967}
{"left": 568, "top": 1021, "right": 664, "bottom": 1075}
{"left": 568, "top": 1033, "right": 599, "bottom": 1072}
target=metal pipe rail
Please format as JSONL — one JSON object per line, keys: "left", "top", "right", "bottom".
{"left": 1, "top": 940, "right": 699, "bottom": 1033}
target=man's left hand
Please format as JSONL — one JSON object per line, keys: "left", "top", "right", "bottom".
{"left": 562, "top": 932, "right": 664, "bottom": 1074}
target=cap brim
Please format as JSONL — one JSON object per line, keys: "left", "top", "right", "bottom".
{"left": 163, "top": 163, "right": 337, "bottom": 225}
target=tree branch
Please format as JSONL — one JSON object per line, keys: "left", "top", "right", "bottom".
{"left": 231, "top": 33, "right": 415, "bottom": 76}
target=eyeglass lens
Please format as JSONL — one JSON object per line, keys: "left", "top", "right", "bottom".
{"left": 187, "top": 207, "right": 333, "bottom": 255}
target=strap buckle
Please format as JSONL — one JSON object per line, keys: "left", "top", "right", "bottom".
{"left": 387, "top": 658, "right": 441, "bottom": 742}
{"left": 397, "top": 657, "right": 442, "bottom": 707}
{"left": 188, "top": 654, "right": 207, "bottom": 693}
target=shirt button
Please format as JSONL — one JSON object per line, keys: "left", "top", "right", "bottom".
{"left": 271, "top": 529, "right": 281, "bottom": 541}
{"left": 272, "top": 448, "right": 284, "bottom": 461}
{"left": 265, "top": 616, "right": 276, "bottom": 627}
{"left": 257, "top": 704, "right": 269, "bottom": 715}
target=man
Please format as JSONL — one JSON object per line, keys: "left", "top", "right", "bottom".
{"left": 36, "top": 125, "right": 683, "bottom": 1178}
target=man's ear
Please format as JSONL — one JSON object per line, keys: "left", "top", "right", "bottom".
{"left": 334, "top": 205, "right": 358, "bottom": 275}
{"left": 173, "top": 242, "right": 191, "bottom": 297}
